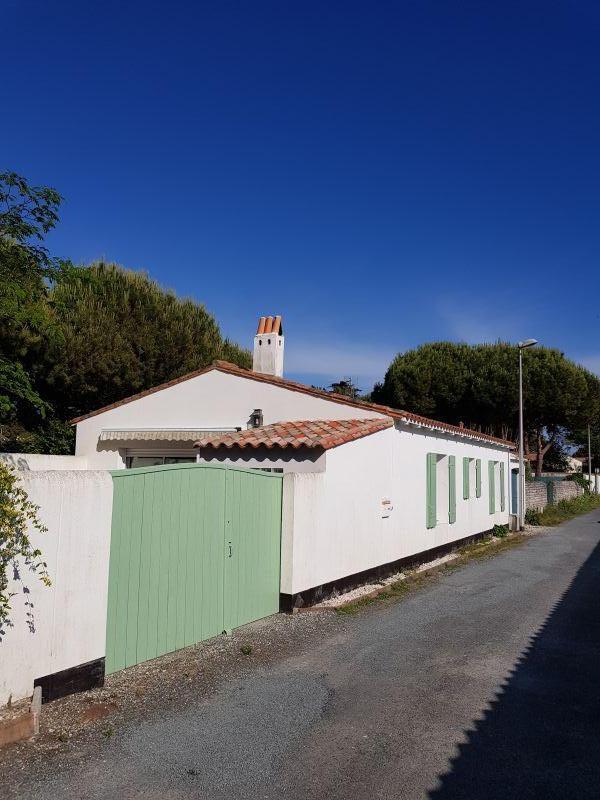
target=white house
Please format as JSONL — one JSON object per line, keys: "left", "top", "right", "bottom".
{"left": 1, "top": 316, "right": 517, "bottom": 704}
{"left": 72, "top": 315, "right": 515, "bottom": 607}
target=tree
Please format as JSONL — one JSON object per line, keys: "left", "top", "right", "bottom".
{"left": 39, "top": 262, "right": 252, "bottom": 422}
{"left": 329, "top": 379, "right": 362, "bottom": 399}
{"left": 569, "top": 369, "right": 600, "bottom": 473}
{"left": 0, "top": 172, "right": 63, "bottom": 440}
{"left": 520, "top": 350, "right": 589, "bottom": 475}
{"left": 373, "top": 342, "right": 598, "bottom": 475}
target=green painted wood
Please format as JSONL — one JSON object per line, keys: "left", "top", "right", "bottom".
{"left": 500, "top": 462, "right": 506, "bottom": 512}
{"left": 224, "top": 469, "right": 282, "bottom": 631}
{"left": 196, "top": 468, "right": 226, "bottom": 643}
{"left": 104, "top": 477, "right": 124, "bottom": 672}
{"left": 448, "top": 455, "right": 456, "bottom": 524}
{"left": 476, "top": 459, "right": 482, "bottom": 498}
{"left": 463, "top": 457, "right": 470, "bottom": 500}
{"left": 489, "top": 460, "right": 496, "bottom": 514}
{"left": 426, "top": 453, "right": 437, "bottom": 529}
{"left": 105, "top": 463, "right": 282, "bottom": 675}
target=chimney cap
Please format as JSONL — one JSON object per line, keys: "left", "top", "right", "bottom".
{"left": 256, "top": 315, "right": 283, "bottom": 335}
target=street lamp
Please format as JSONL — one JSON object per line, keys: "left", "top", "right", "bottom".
{"left": 518, "top": 339, "right": 538, "bottom": 529}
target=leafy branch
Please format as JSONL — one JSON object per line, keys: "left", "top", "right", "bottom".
{"left": 0, "top": 463, "right": 51, "bottom": 639}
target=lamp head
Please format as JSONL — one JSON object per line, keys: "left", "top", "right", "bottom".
{"left": 518, "top": 338, "right": 538, "bottom": 349}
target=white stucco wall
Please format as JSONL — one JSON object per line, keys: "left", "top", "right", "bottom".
{"left": 0, "top": 471, "right": 113, "bottom": 704}
{"left": 281, "top": 425, "right": 512, "bottom": 596}
{"left": 0, "top": 453, "right": 89, "bottom": 471}
{"left": 75, "top": 370, "right": 386, "bottom": 468}
{"left": 197, "top": 445, "right": 326, "bottom": 473}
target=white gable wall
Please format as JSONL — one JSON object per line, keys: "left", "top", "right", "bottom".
{"left": 75, "top": 370, "right": 386, "bottom": 467}
{"left": 282, "top": 424, "right": 512, "bottom": 596}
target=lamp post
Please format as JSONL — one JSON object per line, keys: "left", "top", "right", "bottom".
{"left": 518, "top": 339, "right": 538, "bottom": 530}
{"left": 588, "top": 423, "right": 592, "bottom": 491}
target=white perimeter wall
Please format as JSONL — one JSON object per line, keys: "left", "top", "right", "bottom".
{"left": 75, "top": 370, "right": 386, "bottom": 468}
{"left": 282, "top": 425, "right": 511, "bottom": 595}
{"left": 0, "top": 471, "right": 113, "bottom": 704}
{"left": 0, "top": 453, "right": 89, "bottom": 471}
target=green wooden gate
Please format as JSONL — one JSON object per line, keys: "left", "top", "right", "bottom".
{"left": 105, "top": 463, "right": 282, "bottom": 674}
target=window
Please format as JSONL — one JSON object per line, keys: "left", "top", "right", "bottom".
{"left": 488, "top": 460, "right": 496, "bottom": 513}
{"left": 126, "top": 456, "right": 196, "bottom": 469}
{"left": 426, "top": 453, "right": 456, "bottom": 528}
{"left": 487, "top": 460, "right": 506, "bottom": 514}
{"left": 463, "top": 457, "right": 474, "bottom": 499}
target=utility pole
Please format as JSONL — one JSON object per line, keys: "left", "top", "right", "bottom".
{"left": 518, "top": 339, "right": 538, "bottom": 530}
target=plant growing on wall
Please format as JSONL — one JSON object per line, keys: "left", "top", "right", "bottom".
{"left": 0, "top": 463, "right": 50, "bottom": 639}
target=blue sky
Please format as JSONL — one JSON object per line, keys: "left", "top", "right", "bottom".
{"left": 3, "top": 1, "right": 600, "bottom": 389}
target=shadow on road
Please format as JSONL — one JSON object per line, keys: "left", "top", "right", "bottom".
{"left": 430, "top": 534, "right": 600, "bottom": 799}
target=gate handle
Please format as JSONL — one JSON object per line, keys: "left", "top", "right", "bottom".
{"left": 228, "top": 542, "right": 232, "bottom": 558}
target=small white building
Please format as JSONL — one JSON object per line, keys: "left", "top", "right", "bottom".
{"left": 72, "top": 315, "right": 515, "bottom": 607}
{"left": 1, "top": 316, "right": 517, "bottom": 703}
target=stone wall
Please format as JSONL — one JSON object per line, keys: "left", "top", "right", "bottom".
{"left": 526, "top": 479, "right": 585, "bottom": 512}
{"left": 553, "top": 481, "right": 584, "bottom": 503}
{"left": 526, "top": 481, "right": 549, "bottom": 512}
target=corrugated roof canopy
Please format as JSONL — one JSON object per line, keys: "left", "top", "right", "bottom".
{"left": 100, "top": 429, "right": 235, "bottom": 442}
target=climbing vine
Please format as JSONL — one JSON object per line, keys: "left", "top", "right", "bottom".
{"left": 0, "top": 463, "right": 51, "bottom": 638}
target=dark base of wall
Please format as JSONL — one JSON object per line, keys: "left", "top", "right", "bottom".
{"left": 34, "top": 658, "right": 105, "bottom": 704}
{"left": 280, "top": 528, "right": 494, "bottom": 611}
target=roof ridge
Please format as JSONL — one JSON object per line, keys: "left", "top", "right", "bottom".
{"left": 70, "top": 358, "right": 514, "bottom": 448}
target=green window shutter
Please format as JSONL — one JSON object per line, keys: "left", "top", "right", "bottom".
{"left": 489, "top": 460, "right": 496, "bottom": 514}
{"left": 448, "top": 456, "right": 456, "bottom": 524}
{"left": 476, "top": 459, "right": 482, "bottom": 497}
{"left": 463, "top": 457, "right": 470, "bottom": 500}
{"left": 500, "top": 462, "right": 506, "bottom": 511}
{"left": 426, "top": 453, "right": 437, "bottom": 529}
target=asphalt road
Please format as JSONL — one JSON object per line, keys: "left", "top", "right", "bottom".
{"left": 10, "top": 512, "right": 600, "bottom": 799}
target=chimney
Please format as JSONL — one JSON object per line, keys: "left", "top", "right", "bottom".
{"left": 253, "top": 315, "right": 284, "bottom": 377}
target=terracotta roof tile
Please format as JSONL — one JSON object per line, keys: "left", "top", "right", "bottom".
{"left": 195, "top": 418, "right": 393, "bottom": 451}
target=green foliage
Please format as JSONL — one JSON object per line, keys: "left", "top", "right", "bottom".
{"left": 330, "top": 379, "right": 362, "bottom": 399}
{"left": 0, "top": 171, "right": 63, "bottom": 325}
{"left": 566, "top": 472, "right": 590, "bottom": 493}
{"left": 0, "top": 172, "right": 64, "bottom": 444}
{"left": 0, "top": 171, "right": 252, "bottom": 453}
{"left": 533, "top": 492, "right": 600, "bottom": 526}
{"left": 313, "top": 378, "right": 363, "bottom": 399}
{"left": 0, "top": 356, "right": 49, "bottom": 422}
{"left": 40, "top": 262, "right": 251, "bottom": 421}
{"left": 1, "top": 418, "right": 75, "bottom": 455}
{"left": 373, "top": 342, "right": 600, "bottom": 474}
{"left": 525, "top": 508, "right": 542, "bottom": 526}
{"left": 539, "top": 439, "right": 570, "bottom": 472}
{"left": 0, "top": 462, "right": 51, "bottom": 637}
{"left": 493, "top": 524, "right": 509, "bottom": 538}
{"left": 570, "top": 371, "right": 600, "bottom": 472}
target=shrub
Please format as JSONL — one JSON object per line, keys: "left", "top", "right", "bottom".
{"left": 532, "top": 492, "right": 600, "bottom": 527}
{"left": 566, "top": 472, "right": 590, "bottom": 493}
{"left": 493, "top": 524, "right": 509, "bottom": 538}
{"left": 0, "top": 463, "right": 51, "bottom": 638}
{"left": 525, "top": 508, "right": 542, "bottom": 526}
